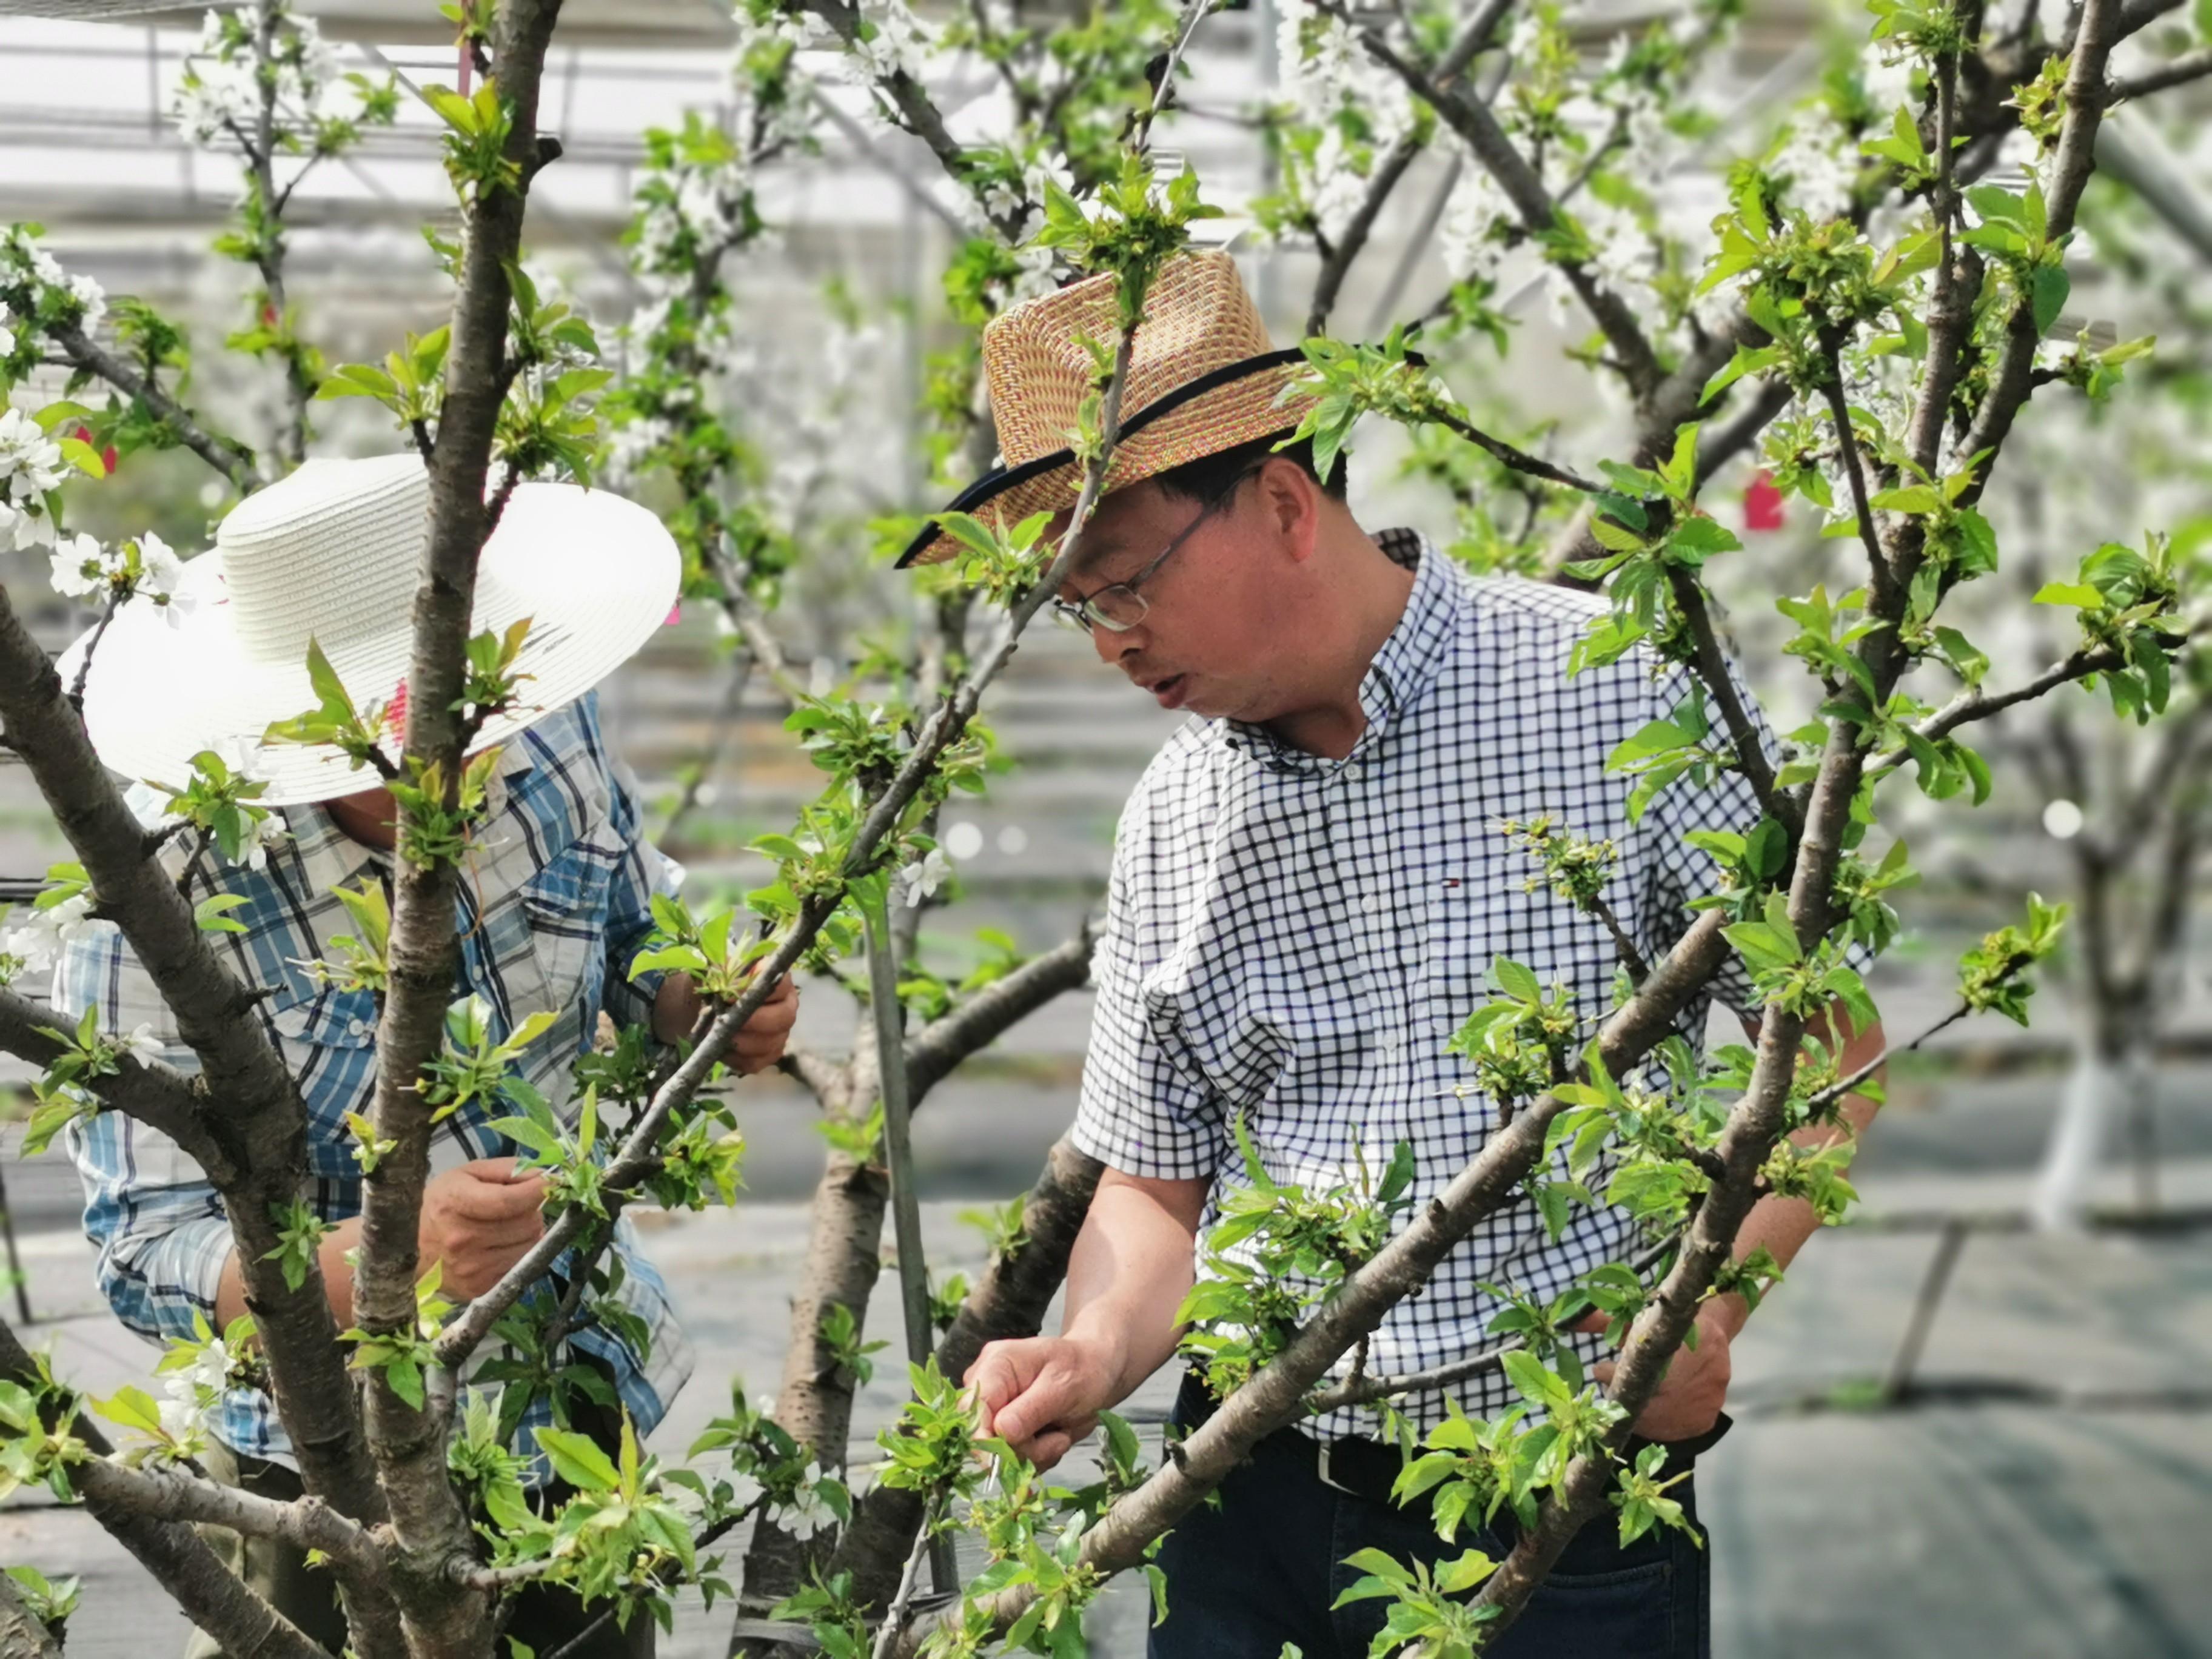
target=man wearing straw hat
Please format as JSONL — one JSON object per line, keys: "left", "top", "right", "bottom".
{"left": 50, "top": 453, "right": 797, "bottom": 1657}
{"left": 947, "top": 253, "right": 1886, "bottom": 1655}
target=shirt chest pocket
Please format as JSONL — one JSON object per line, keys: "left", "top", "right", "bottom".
{"left": 266, "top": 987, "right": 380, "bottom": 1181}
{"left": 518, "top": 833, "right": 624, "bottom": 1022}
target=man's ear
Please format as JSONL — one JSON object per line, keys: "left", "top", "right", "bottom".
{"left": 1255, "top": 456, "right": 1322, "bottom": 562}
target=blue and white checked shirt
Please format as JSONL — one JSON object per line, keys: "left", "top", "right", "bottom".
{"left": 1071, "top": 530, "right": 1779, "bottom": 1440}
{"left": 60, "top": 691, "right": 695, "bottom": 1468}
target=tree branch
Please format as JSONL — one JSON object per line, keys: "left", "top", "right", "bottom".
{"left": 1306, "top": 131, "right": 1425, "bottom": 339}
{"left": 2110, "top": 48, "right": 2212, "bottom": 99}
{"left": 1316, "top": 1, "right": 1665, "bottom": 404}
{"left": 903, "top": 927, "right": 1095, "bottom": 1102}
{"left": 0, "top": 1319, "right": 331, "bottom": 1659}
{"left": 0, "top": 987, "right": 214, "bottom": 1158}
{"left": 47, "top": 321, "right": 258, "bottom": 495}
{"left": 0, "top": 589, "right": 384, "bottom": 1538}
{"left": 72, "top": 1458, "right": 383, "bottom": 1585}
{"left": 1663, "top": 566, "right": 1789, "bottom": 827}
{"left": 346, "top": 3, "right": 569, "bottom": 1644}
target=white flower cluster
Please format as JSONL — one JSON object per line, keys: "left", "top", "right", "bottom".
{"left": 47, "top": 528, "right": 196, "bottom": 630}
{"left": 1438, "top": 161, "right": 1515, "bottom": 284}
{"left": 1, "top": 230, "right": 106, "bottom": 339}
{"left": 170, "top": 4, "right": 342, "bottom": 151}
{"left": 1275, "top": 0, "right": 1418, "bottom": 245}
{"left": 0, "top": 299, "right": 14, "bottom": 360}
{"left": 0, "top": 407, "right": 65, "bottom": 553}
{"left": 1769, "top": 107, "right": 1858, "bottom": 223}
{"left": 635, "top": 156, "right": 759, "bottom": 277}
{"left": 1, "top": 891, "right": 93, "bottom": 974}
{"left": 836, "top": 0, "right": 934, "bottom": 88}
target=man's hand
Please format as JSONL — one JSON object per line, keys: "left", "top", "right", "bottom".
{"left": 968, "top": 1333, "right": 1125, "bottom": 1471}
{"left": 420, "top": 1157, "right": 548, "bottom": 1300}
{"left": 1577, "top": 1303, "right": 1733, "bottom": 1443}
{"left": 654, "top": 971, "right": 800, "bottom": 1074}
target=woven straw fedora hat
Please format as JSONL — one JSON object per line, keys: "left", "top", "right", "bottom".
{"left": 67, "top": 452, "right": 680, "bottom": 808}
{"left": 897, "top": 251, "right": 1317, "bottom": 568}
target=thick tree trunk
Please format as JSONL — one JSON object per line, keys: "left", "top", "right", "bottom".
{"left": 831, "top": 1135, "right": 1102, "bottom": 1614}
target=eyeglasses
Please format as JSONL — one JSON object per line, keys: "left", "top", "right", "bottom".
{"left": 1049, "top": 468, "right": 1259, "bottom": 635}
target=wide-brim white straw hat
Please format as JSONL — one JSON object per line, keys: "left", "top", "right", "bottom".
{"left": 67, "top": 452, "right": 681, "bottom": 808}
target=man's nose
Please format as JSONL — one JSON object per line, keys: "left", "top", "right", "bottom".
{"left": 1091, "top": 618, "right": 1144, "bottom": 666}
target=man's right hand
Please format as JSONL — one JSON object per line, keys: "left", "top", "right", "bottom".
{"left": 420, "top": 1157, "right": 547, "bottom": 1299}
{"left": 969, "top": 1333, "right": 1124, "bottom": 1471}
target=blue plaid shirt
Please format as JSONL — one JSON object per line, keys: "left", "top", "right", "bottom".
{"left": 60, "top": 691, "right": 694, "bottom": 1469}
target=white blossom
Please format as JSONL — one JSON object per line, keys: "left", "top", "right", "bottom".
{"left": 1438, "top": 160, "right": 1513, "bottom": 284}
{"left": 212, "top": 734, "right": 268, "bottom": 780}
{"left": 129, "top": 533, "right": 197, "bottom": 631}
{"left": 241, "top": 811, "right": 290, "bottom": 872}
{"left": 66, "top": 273, "right": 106, "bottom": 333}
{"left": 779, "top": 1465, "right": 837, "bottom": 1541}
{"left": 1, "top": 891, "right": 93, "bottom": 973}
{"left": 895, "top": 846, "right": 953, "bottom": 909}
{"left": 1, "top": 406, "right": 65, "bottom": 503}
{"left": 1770, "top": 108, "right": 1858, "bottom": 223}
{"left": 49, "top": 534, "right": 110, "bottom": 599}
{"left": 120, "top": 1023, "right": 164, "bottom": 1064}
{"left": 0, "top": 301, "right": 15, "bottom": 360}
{"left": 158, "top": 1377, "right": 204, "bottom": 1441}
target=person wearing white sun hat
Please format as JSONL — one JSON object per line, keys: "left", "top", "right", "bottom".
{"left": 49, "top": 452, "right": 796, "bottom": 1659}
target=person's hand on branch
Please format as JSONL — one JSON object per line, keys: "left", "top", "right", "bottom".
{"left": 969, "top": 1333, "right": 1127, "bottom": 1470}
{"left": 653, "top": 970, "right": 800, "bottom": 1073}
{"left": 420, "top": 1157, "right": 549, "bottom": 1300}
{"left": 1575, "top": 1300, "right": 1733, "bottom": 1443}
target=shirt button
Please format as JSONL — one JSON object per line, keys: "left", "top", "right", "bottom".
{"left": 347, "top": 1018, "right": 369, "bottom": 1037}
{"left": 1360, "top": 895, "right": 1380, "bottom": 914}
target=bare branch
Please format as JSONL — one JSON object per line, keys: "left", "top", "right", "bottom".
{"left": 0, "top": 587, "right": 384, "bottom": 1535}
{"left": 2110, "top": 46, "right": 2212, "bottom": 98}
{"left": 72, "top": 1459, "right": 383, "bottom": 1585}
{"left": 1307, "top": 131, "right": 1426, "bottom": 338}
{"left": 1663, "top": 566, "right": 1789, "bottom": 827}
{"left": 1315, "top": 1, "right": 1665, "bottom": 403}
{"left": 47, "top": 321, "right": 258, "bottom": 495}
{"left": 0, "top": 987, "right": 213, "bottom": 1158}
{"left": 903, "top": 927, "right": 1096, "bottom": 1102}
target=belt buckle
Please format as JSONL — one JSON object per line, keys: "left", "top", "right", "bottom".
{"left": 1316, "top": 1439, "right": 1358, "bottom": 1496}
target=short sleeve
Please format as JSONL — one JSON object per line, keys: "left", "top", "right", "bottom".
{"left": 1068, "top": 788, "right": 1227, "bottom": 1182}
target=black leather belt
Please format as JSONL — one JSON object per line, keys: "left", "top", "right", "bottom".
{"left": 1175, "top": 1372, "right": 1731, "bottom": 1509}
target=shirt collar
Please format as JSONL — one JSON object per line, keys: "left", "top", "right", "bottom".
{"left": 1221, "top": 528, "right": 1457, "bottom": 776}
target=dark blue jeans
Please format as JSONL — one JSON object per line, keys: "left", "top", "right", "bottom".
{"left": 1149, "top": 1393, "right": 1709, "bottom": 1659}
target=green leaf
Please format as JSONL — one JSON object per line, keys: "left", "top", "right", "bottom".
{"left": 535, "top": 1426, "right": 620, "bottom": 1491}
{"left": 2033, "top": 580, "right": 2105, "bottom": 609}
{"left": 1491, "top": 957, "right": 1543, "bottom": 1005}
{"left": 194, "top": 892, "right": 253, "bottom": 934}
{"left": 2031, "top": 265, "right": 2071, "bottom": 339}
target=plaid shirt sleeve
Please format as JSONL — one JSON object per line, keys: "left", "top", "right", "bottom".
{"left": 1070, "top": 751, "right": 1228, "bottom": 1182}
{"left": 56, "top": 921, "right": 233, "bottom": 1347}
{"left": 592, "top": 731, "right": 687, "bottom": 1037}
